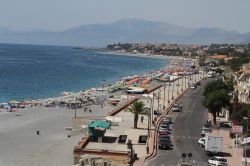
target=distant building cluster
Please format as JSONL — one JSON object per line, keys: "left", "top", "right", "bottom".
{"left": 106, "top": 43, "right": 250, "bottom": 57}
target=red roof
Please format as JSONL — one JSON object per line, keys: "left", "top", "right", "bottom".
{"left": 207, "top": 55, "right": 227, "bottom": 59}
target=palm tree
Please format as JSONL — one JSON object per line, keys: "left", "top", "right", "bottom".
{"left": 126, "top": 100, "right": 150, "bottom": 129}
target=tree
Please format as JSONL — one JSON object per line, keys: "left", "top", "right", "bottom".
{"left": 126, "top": 100, "right": 150, "bottom": 129}
{"left": 198, "top": 56, "right": 206, "bottom": 66}
{"left": 203, "top": 89, "right": 230, "bottom": 124}
{"left": 203, "top": 80, "right": 229, "bottom": 97}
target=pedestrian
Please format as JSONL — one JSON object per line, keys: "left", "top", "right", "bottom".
{"left": 89, "top": 109, "right": 92, "bottom": 113}
{"left": 141, "top": 116, "right": 144, "bottom": 123}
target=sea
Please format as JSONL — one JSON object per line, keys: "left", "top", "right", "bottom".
{"left": 0, "top": 44, "right": 169, "bottom": 103}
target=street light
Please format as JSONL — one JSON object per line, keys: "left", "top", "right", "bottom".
{"left": 127, "top": 139, "right": 137, "bottom": 165}
{"left": 177, "top": 77, "right": 180, "bottom": 95}
{"left": 244, "top": 117, "right": 249, "bottom": 166}
{"left": 157, "top": 89, "right": 161, "bottom": 115}
{"left": 168, "top": 81, "right": 171, "bottom": 103}
{"left": 163, "top": 83, "right": 166, "bottom": 110}
{"left": 181, "top": 75, "right": 184, "bottom": 91}
{"left": 172, "top": 81, "right": 175, "bottom": 100}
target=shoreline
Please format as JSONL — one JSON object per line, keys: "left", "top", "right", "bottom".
{"left": 98, "top": 50, "right": 193, "bottom": 61}
{"left": 1, "top": 51, "right": 196, "bottom": 107}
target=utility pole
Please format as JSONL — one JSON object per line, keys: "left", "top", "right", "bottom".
{"left": 177, "top": 77, "right": 179, "bottom": 95}
{"left": 157, "top": 89, "right": 160, "bottom": 115}
{"left": 168, "top": 81, "right": 171, "bottom": 103}
{"left": 163, "top": 83, "right": 166, "bottom": 111}
{"left": 172, "top": 81, "right": 174, "bottom": 100}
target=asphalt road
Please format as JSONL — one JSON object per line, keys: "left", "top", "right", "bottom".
{"left": 146, "top": 79, "right": 211, "bottom": 166}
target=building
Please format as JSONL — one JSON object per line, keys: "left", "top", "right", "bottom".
{"left": 234, "top": 63, "right": 250, "bottom": 104}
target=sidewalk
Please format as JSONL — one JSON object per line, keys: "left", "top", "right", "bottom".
{"left": 208, "top": 113, "right": 242, "bottom": 166}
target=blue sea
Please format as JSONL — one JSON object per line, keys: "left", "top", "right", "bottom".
{"left": 0, "top": 44, "right": 169, "bottom": 102}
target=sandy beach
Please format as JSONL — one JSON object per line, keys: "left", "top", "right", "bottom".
{"left": 0, "top": 104, "right": 114, "bottom": 166}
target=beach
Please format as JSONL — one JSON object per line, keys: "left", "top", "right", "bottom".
{"left": 0, "top": 105, "right": 114, "bottom": 166}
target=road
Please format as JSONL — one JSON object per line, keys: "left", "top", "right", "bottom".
{"left": 146, "top": 79, "right": 210, "bottom": 166}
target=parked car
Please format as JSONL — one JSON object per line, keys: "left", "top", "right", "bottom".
{"left": 161, "top": 120, "right": 170, "bottom": 125}
{"left": 158, "top": 135, "right": 170, "bottom": 140}
{"left": 190, "top": 84, "right": 197, "bottom": 89}
{"left": 163, "top": 115, "right": 172, "bottom": 123}
{"left": 158, "top": 137, "right": 171, "bottom": 150}
{"left": 172, "top": 103, "right": 181, "bottom": 112}
{"left": 159, "top": 124, "right": 169, "bottom": 131}
{"left": 158, "top": 131, "right": 170, "bottom": 136}
{"left": 202, "top": 126, "right": 212, "bottom": 132}
{"left": 208, "top": 156, "right": 227, "bottom": 166}
{"left": 201, "top": 128, "right": 212, "bottom": 137}
{"left": 198, "top": 137, "right": 205, "bottom": 147}
{"left": 219, "top": 121, "right": 232, "bottom": 128}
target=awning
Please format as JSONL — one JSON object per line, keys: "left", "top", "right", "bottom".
{"left": 88, "top": 120, "right": 111, "bottom": 129}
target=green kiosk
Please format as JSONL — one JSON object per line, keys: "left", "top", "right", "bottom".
{"left": 88, "top": 120, "right": 111, "bottom": 141}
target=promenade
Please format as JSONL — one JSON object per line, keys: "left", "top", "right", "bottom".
{"left": 134, "top": 73, "right": 202, "bottom": 165}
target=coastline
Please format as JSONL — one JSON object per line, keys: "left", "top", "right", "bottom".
{"left": 98, "top": 50, "right": 170, "bottom": 60}
{"left": 0, "top": 50, "right": 195, "bottom": 107}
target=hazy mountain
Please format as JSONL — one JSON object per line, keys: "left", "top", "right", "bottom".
{"left": 0, "top": 18, "right": 249, "bottom": 47}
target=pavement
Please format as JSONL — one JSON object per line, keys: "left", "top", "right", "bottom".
{"left": 207, "top": 113, "right": 243, "bottom": 166}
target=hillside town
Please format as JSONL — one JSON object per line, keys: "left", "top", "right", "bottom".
{"left": 106, "top": 43, "right": 250, "bottom": 58}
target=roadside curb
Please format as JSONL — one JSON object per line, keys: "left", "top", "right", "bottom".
{"left": 144, "top": 87, "right": 190, "bottom": 162}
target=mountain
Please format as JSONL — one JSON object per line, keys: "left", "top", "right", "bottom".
{"left": 0, "top": 18, "right": 249, "bottom": 47}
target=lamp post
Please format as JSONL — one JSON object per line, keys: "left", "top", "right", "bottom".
{"left": 157, "top": 89, "right": 160, "bottom": 115}
{"left": 177, "top": 77, "right": 180, "bottom": 95}
{"left": 127, "top": 139, "right": 133, "bottom": 166}
{"left": 185, "top": 75, "right": 187, "bottom": 89}
{"left": 168, "top": 81, "right": 171, "bottom": 103}
{"left": 181, "top": 75, "right": 184, "bottom": 91}
{"left": 244, "top": 117, "right": 249, "bottom": 166}
{"left": 163, "top": 83, "right": 166, "bottom": 110}
{"left": 172, "top": 81, "right": 174, "bottom": 100}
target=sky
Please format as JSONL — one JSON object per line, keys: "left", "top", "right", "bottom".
{"left": 0, "top": 0, "right": 250, "bottom": 33}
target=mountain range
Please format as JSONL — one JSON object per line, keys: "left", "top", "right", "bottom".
{"left": 0, "top": 18, "right": 250, "bottom": 47}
